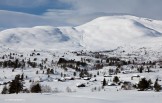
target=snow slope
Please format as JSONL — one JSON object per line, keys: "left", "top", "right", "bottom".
{"left": 0, "top": 91, "right": 162, "bottom": 103}
{"left": 0, "top": 15, "right": 162, "bottom": 51}
{"left": 76, "top": 15, "right": 162, "bottom": 50}
{"left": 0, "top": 26, "right": 82, "bottom": 51}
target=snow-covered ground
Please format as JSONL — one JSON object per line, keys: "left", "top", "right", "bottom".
{"left": 0, "top": 91, "right": 162, "bottom": 103}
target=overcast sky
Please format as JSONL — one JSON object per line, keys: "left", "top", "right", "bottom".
{"left": 0, "top": 0, "right": 161, "bottom": 29}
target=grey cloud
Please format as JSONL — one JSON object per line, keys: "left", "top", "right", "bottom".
{"left": 0, "top": 0, "right": 162, "bottom": 29}
{"left": 0, "top": 0, "right": 47, "bottom": 7}
{"left": 0, "top": 10, "right": 70, "bottom": 29}
{"left": 60, "top": 0, "right": 162, "bottom": 20}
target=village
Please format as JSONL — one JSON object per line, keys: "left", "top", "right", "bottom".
{"left": 0, "top": 49, "right": 161, "bottom": 94}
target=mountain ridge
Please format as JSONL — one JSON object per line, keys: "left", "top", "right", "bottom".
{"left": 0, "top": 15, "right": 162, "bottom": 51}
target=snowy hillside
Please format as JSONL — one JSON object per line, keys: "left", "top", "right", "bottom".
{"left": 76, "top": 15, "right": 162, "bottom": 50}
{"left": 0, "top": 26, "right": 82, "bottom": 51}
{"left": 0, "top": 15, "right": 162, "bottom": 51}
{"left": 1, "top": 15, "right": 162, "bottom": 103}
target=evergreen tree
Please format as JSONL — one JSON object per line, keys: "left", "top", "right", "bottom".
{"left": 97, "top": 71, "right": 99, "bottom": 75}
{"left": 50, "top": 69, "right": 54, "bottom": 74}
{"left": 36, "top": 70, "right": 39, "bottom": 74}
{"left": 113, "top": 76, "right": 119, "bottom": 83}
{"left": 79, "top": 70, "right": 84, "bottom": 78}
{"left": 154, "top": 79, "right": 161, "bottom": 92}
{"left": 139, "top": 66, "right": 144, "bottom": 73}
{"left": 21, "top": 74, "right": 24, "bottom": 81}
{"left": 30, "top": 83, "right": 41, "bottom": 93}
{"left": 1, "top": 85, "right": 8, "bottom": 94}
{"left": 47, "top": 68, "right": 50, "bottom": 74}
{"left": 9, "top": 75, "right": 23, "bottom": 94}
{"left": 148, "top": 79, "right": 153, "bottom": 89}
{"left": 73, "top": 72, "right": 76, "bottom": 76}
{"left": 138, "top": 78, "right": 149, "bottom": 91}
{"left": 102, "top": 78, "right": 107, "bottom": 86}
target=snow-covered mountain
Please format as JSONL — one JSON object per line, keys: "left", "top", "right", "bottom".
{"left": 76, "top": 15, "right": 162, "bottom": 50}
{"left": 1, "top": 15, "right": 162, "bottom": 103}
{"left": 0, "top": 26, "right": 82, "bottom": 51}
{"left": 0, "top": 15, "right": 162, "bottom": 51}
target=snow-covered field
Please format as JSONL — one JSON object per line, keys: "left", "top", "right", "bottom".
{"left": 0, "top": 91, "right": 162, "bottom": 103}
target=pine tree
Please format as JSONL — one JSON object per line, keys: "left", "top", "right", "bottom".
{"left": 138, "top": 78, "right": 149, "bottom": 91}
{"left": 113, "top": 76, "right": 119, "bottom": 83}
{"left": 21, "top": 74, "right": 24, "bottom": 80}
{"left": 50, "top": 69, "right": 54, "bottom": 74}
{"left": 154, "top": 79, "right": 161, "bottom": 92}
{"left": 30, "top": 83, "right": 41, "bottom": 93}
{"left": 148, "top": 79, "right": 153, "bottom": 90}
{"left": 139, "top": 66, "right": 144, "bottom": 73}
{"left": 102, "top": 78, "right": 107, "bottom": 86}
{"left": 97, "top": 71, "right": 99, "bottom": 75}
{"left": 79, "top": 70, "right": 84, "bottom": 78}
{"left": 73, "top": 72, "right": 76, "bottom": 76}
{"left": 47, "top": 68, "right": 50, "bottom": 74}
{"left": 1, "top": 85, "right": 8, "bottom": 94}
{"left": 9, "top": 75, "right": 23, "bottom": 94}
{"left": 36, "top": 70, "right": 38, "bottom": 74}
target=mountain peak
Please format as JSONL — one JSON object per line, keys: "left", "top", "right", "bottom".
{"left": 0, "top": 15, "right": 162, "bottom": 51}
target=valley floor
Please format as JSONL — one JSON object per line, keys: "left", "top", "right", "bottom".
{"left": 0, "top": 90, "right": 162, "bottom": 103}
